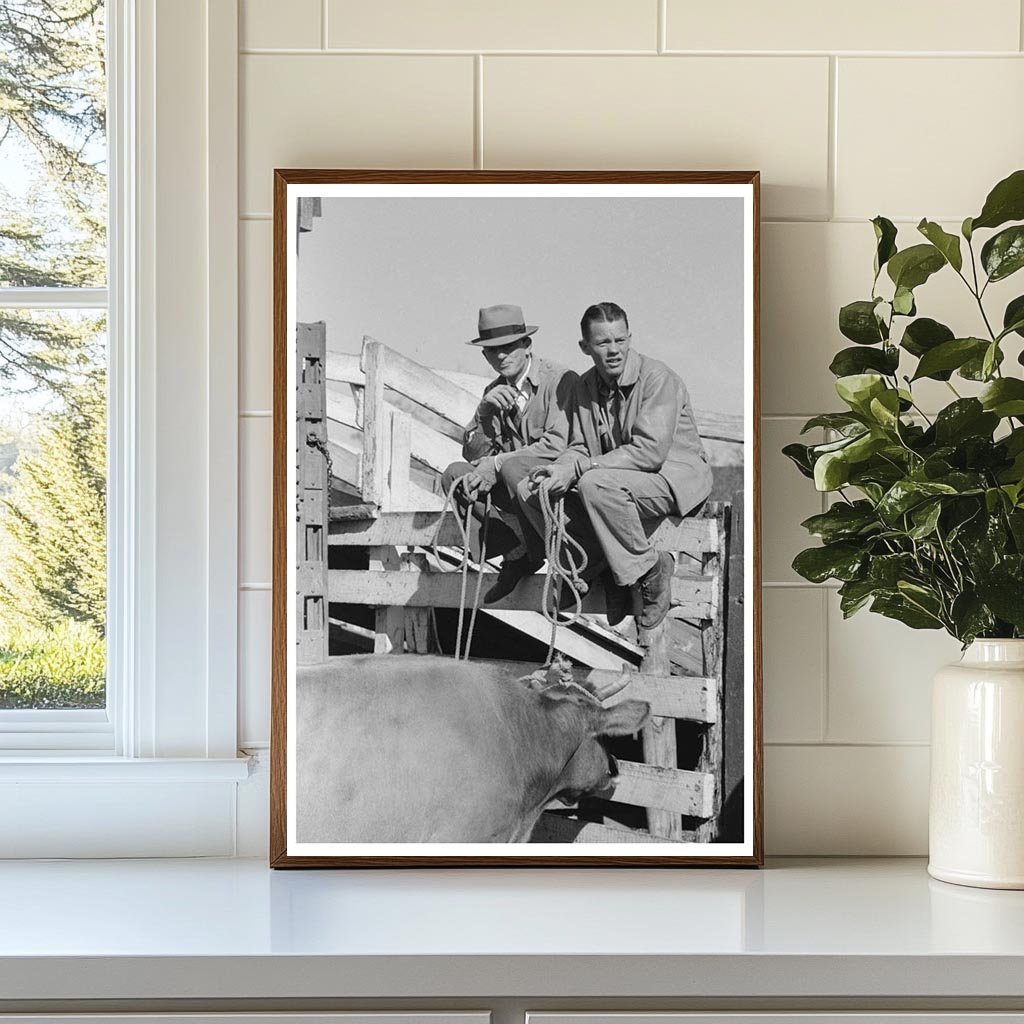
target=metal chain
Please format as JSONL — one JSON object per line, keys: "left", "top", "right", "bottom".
{"left": 306, "top": 432, "right": 333, "bottom": 481}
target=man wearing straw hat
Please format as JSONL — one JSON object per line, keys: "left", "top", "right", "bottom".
{"left": 441, "top": 303, "right": 577, "bottom": 605}
{"left": 518, "top": 301, "right": 713, "bottom": 632}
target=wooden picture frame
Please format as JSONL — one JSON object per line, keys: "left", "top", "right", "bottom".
{"left": 271, "top": 170, "right": 762, "bottom": 866}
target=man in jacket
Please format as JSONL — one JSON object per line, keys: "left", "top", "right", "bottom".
{"left": 517, "top": 301, "right": 713, "bottom": 630}
{"left": 441, "top": 304, "right": 576, "bottom": 604}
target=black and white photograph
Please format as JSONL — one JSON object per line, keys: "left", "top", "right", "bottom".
{"left": 272, "top": 171, "right": 761, "bottom": 866}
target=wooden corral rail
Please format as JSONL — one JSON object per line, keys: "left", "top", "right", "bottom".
{"left": 297, "top": 326, "right": 738, "bottom": 843}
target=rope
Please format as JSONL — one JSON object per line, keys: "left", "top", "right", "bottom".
{"left": 430, "top": 475, "right": 488, "bottom": 661}
{"left": 536, "top": 482, "right": 589, "bottom": 664}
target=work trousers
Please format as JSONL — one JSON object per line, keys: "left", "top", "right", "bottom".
{"left": 516, "top": 468, "right": 679, "bottom": 587}
{"left": 441, "top": 454, "right": 555, "bottom": 562}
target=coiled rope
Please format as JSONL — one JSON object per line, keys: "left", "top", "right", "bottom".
{"left": 536, "top": 482, "right": 589, "bottom": 663}
{"left": 431, "top": 475, "right": 489, "bottom": 661}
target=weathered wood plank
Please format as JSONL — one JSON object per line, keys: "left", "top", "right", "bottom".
{"left": 296, "top": 322, "right": 329, "bottom": 666}
{"left": 387, "top": 410, "right": 412, "bottom": 510}
{"left": 328, "top": 346, "right": 481, "bottom": 430}
{"left": 612, "top": 761, "right": 715, "bottom": 818}
{"left": 696, "top": 505, "right": 730, "bottom": 843}
{"left": 328, "top": 390, "right": 460, "bottom": 476}
{"left": 328, "top": 569, "right": 716, "bottom": 619}
{"left": 639, "top": 618, "right": 681, "bottom": 839}
{"left": 531, "top": 814, "right": 677, "bottom": 844}
{"left": 328, "top": 509, "right": 717, "bottom": 553}
{"left": 359, "top": 340, "right": 387, "bottom": 507}
{"left": 369, "top": 546, "right": 404, "bottom": 653}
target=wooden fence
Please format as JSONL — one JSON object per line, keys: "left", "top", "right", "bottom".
{"left": 296, "top": 325, "right": 741, "bottom": 842}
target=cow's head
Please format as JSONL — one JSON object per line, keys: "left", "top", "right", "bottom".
{"left": 550, "top": 698, "right": 650, "bottom": 806}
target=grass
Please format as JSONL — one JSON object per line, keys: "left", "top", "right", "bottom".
{"left": 0, "top": 620, "right": 105, "bottom": 709}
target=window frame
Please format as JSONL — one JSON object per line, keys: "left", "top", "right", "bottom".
{"left": 0, "top": 0, "right": 246, "bottom": 846}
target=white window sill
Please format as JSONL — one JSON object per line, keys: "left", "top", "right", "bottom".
{"left": 0, "top": 755, "right": 252, "bottom": 782}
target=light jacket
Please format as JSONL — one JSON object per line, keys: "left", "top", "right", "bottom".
{"left": 462, "top": 356, "right": 577, "bottom": 462}
{"left": 558, "top": 348, "right": 713, "bottom": 515}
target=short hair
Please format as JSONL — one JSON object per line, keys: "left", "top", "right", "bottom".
{"left": 580, "top": 302, "right": 629, "bottom": 340}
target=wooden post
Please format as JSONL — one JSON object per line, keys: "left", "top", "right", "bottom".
{"left": 360, "top": 338, "right": 387, "bottom": 511}
{"left": 296, "top": 322, "right": 329, "bottom": 665}
{"left": 696, "top": 505, "right": 729, "bottom": 842}
{"left": 388, "top": 409, "right": 412, "bottom": 510}
{"left": 639, "top": 615, "right": 682, "bottom": 840}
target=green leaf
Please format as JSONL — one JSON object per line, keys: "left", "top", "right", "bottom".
{"left": 911, "top": 337, "right": 988, "bottom": 381}
{"left": 867, "top": 553, "right": 915, "bottom": 587}
{"left": 814, "top": 450, "right": 850, "bottom": 491}
{"left": 980, "top": 377, "right": 1024, "bottom": 418}
{"left": 872, "top": 216, "right": 898, "bottom": 278}
{"left": 981, "top": 225, "right": 1024, "bottom": 283}
{"left": 887, "top": 243, "right": 946, "bottom": 291}
{"left": 917, "top": 219, "right": 963, "bottom": 272}
{"left": 839, "top": 299, "right": 887, "bottom": 345}
{"left": 900, "top": 317, "right": 954, "bottom": 360}
{"left": 868, "top": 389, "right": 902, "bottom": 431}
{"left": 907, "top": 500, "right": 942, "bottom": 540}
{"left": 835, "top": 373, "right": 886, "bottom": 414}
{"left": 975, "top": 577, "right": 1024, "bottom": 629}
{"left": 950, "top": 592, "right": 995, "bottom": 644}
{"left": 892, "top": 286, "right": 916, "bottom": 316}
{"left": 871, "top": 593, "right": 943, "bottom": 630}
{"left": 877, "top": 479, "right": 958, "bottom": 524}
{"left": 1003, "top": 295, "right": 1024, "bottom": 340}
{"left": 971, "top": 168, "right": 1024, "bottom": 232}
{"left": 829, "top": 345, "right": 899, "bottom": 378}
{"left": 960, "top": 342, "right": 1004, "bottom": 381}
{"left": 982, "top": 341, "right": 1000, "bottom": 381}
{"left": 933, "top": 399, "right": 998, "bottom": 445}
{"left": 962, "top": 216, "right": 974, "bottom": 241}
{"left": 800, "top": 501, "right": 879, "bottom": 543}
{"left": 838, "top": 578, "right": 878, "bottom": 617}
{"left": 792, "top": 542, "right": 866, "bottom": 584}
{"left": 800, "top": 412, "right": 865, "bottom": 435}
{"left": 782, "top": 442, "right": 814, "bottom": 479}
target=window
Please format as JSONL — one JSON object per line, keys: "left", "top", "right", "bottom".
{"left": 0, "top": 0, "right": 109, "bottom": 743}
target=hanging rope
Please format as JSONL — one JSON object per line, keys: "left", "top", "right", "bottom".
{"left": 536, "top": 482, "right": 589, "bottom": 664}
{"left": 430, "top": 475, "right": 489, "bottom": 661}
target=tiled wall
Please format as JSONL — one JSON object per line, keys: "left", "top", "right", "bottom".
{"left": 236, "top": 0, "right": 1024, "bottom": 854}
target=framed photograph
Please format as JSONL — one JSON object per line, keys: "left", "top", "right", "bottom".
{"left": 271, "top": 170, "right": 762, "bottom": 867}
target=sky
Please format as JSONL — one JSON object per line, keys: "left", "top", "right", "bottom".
{"left": 296, "top": 196, "right": 746, "bottom": 417}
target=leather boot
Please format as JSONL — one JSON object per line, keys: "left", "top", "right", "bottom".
{"left": 636, "top": 551, "right": 674, "bottom": 630}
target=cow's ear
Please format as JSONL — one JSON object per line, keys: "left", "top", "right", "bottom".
{"left": 596, "top": 699, "right": 650, "bottom": 736}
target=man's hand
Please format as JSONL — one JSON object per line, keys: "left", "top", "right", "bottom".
{"left": 470, "top": 456, "right": 498, "bottom": 493}
{"left": 529, "top": 462, "right": 576, "bottom": 499}
{"left": 478, "top": 383, "right": 519, "bottom": 415}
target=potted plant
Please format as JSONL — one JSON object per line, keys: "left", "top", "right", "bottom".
{"left": 785, "top": 169, "right": 1024, "bottom": 889}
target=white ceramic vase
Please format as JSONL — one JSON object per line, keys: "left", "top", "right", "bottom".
{"left": 929, "top": 639, "right": 1024, "bottom": 889}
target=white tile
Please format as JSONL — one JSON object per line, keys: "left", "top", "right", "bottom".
{"left": 328, "top": 0, "right": 657, "bottom": 51}
{"left": 241, "top": 0, "right": 321, "bottom": 50}
{"left": 239, "top": 589, "right": 272, "bottom": 747}
{"left": 240, "top": 220, "right": 272, "bottom": 412}
{"left": 765, "top": 744, "right": 929, "bottom": 854}
{"left": 666, "top": 0, "right": 1020, "bottom": 52}
{"left": 836, "top": 59, "right": 1024, "bottom": 221}
{"left": 761, "top": 221, "right": 1015, "bottom": 416}
{"left": 762, "top": 587, "right": 825, "bottom": 743}
{"left": 483, "top": 56, "right": 830, "bottom": 219}
{"left": 240, "top": 416, "right": 272, "bottom": 586}
{"left": 827, "top": 598, "right": 961, "bottom": 743}
{"left": 761, "top": 417, "right": 824, "bottom": 584}
{"left": 240, "top": 55, "right": 474, "bottom": 213}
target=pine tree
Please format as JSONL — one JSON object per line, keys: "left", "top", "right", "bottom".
{"left": 0, "top": 370, "right": 105, "bottom": 632}
{"left": 0, "top": 0, "right": 106, "bottom": 396}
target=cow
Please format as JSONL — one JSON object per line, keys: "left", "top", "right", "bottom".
{"left": 295, "top": 654, "right": 650, "bottom": 843}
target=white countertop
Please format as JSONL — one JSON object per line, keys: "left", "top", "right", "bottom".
{"left": 2, "top": 856, "right": 1024, "bottom": 1002}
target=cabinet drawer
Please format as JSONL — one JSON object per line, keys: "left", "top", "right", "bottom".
{"left": 529, "top": 1016, "right": 1024, "bottom": 1024}
{"left": 0, "top": 1016, "right": 489, "bottom": 1024}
